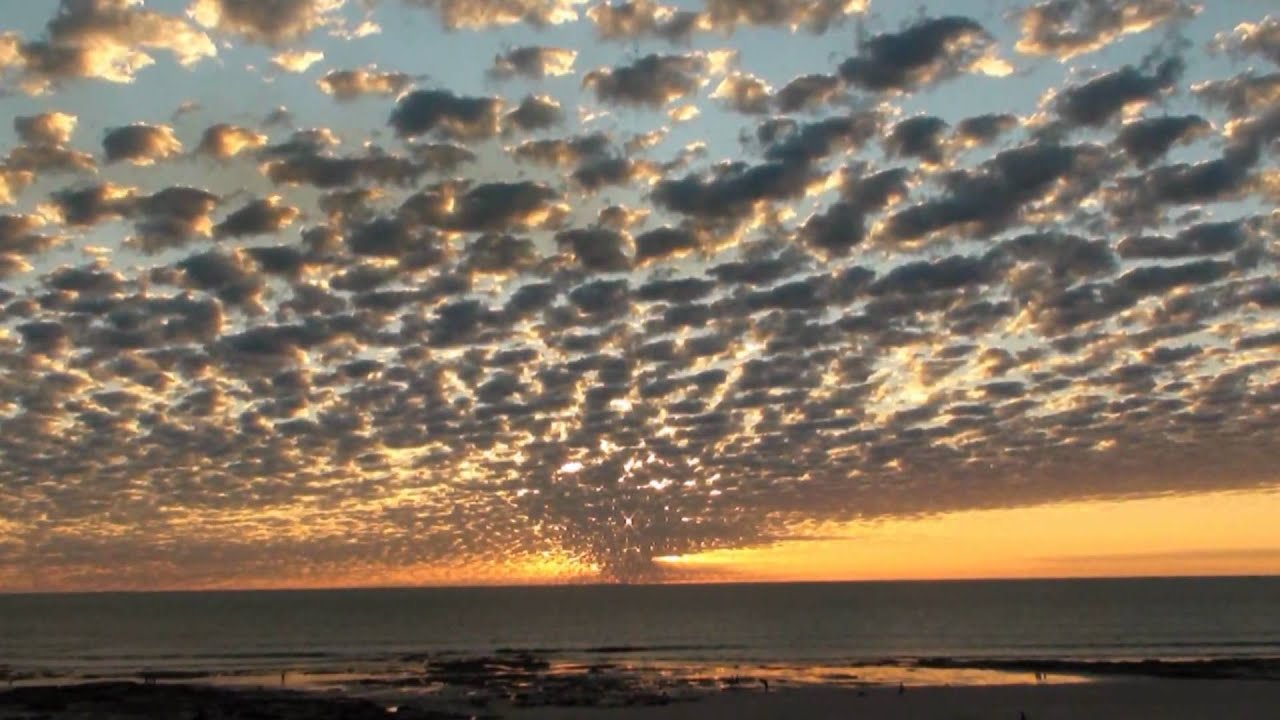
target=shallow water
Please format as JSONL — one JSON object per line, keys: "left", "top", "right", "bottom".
{"left": 2, "top": 576, "right": 1277, "bottom": 683}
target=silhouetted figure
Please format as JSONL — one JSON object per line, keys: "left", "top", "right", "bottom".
{"left": 760, "top": 678, "right": 769, "bottom": 692}
{"left": 280, "top": 671, "right": 286, "bottom": 686}
{"left": 898, "top": 682, "right": 905, "bottom": 695}
{"left": 1020, "top": 712, "right": 1028, "bottom": 720}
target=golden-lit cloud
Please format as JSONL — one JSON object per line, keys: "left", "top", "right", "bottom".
{"left": 0, "top": 0, "right": 1276, "bottom": 592}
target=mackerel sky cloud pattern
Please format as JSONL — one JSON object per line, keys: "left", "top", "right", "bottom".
{"left": 0, "top": 0, "right": 1278, "bottom": 589}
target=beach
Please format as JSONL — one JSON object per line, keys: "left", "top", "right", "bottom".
{"left": 4, "top": 677, "right": 1280, "bottom": 720}
{"left": 519, "top": 681, "right": 1280, "bottom": 720}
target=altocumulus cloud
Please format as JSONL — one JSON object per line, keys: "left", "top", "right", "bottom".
{"left": 0, "top": 0, "right": 1277, "bottom": 589}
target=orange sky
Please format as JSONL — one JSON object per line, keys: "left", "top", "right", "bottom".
{"left": 654, "top": 490, "right": 1280, "bottom": 583}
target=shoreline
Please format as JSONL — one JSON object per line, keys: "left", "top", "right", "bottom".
{"left": 6, "top": 652, "right": 1279, "bottom": 688}
{"left": 4, "top": 675, "right": 1280, "bottom": 720}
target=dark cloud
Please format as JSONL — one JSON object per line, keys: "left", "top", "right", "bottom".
{"left": 884, "top": 116, "right": 949, "bottom": 165}
{"left": 954, "top": 113, "right": 1020, "bottom": 146}
{"left": 634, "top": 225, "right": 701, "bottom": 263}
{"left": 573, "top": 157, "right": 660, "bottom": 191}
{"left": 1105, "top": 145, "right": 1260, "bottom": 226}
{"left": 1118, "top": 221, "right": 1247, "bottom": 259}
{"left": 400, "top": 180, "right": 563, "bottom": 233}
{"left": 773, "top": 73, "right": 844, "bottom": 113}
{"left": 189, "top": 0, "right": 344, "bottom": 45}
{"left": 389, "top": 89, "right": 503, "bottom": 140}
{"left": 512, "top": 133, "right": 613, "bottom": 166}
{"left": 583, "top": 53, "right": 721, "bottom": 108}
{"left": 504, "top": 95, "right": 565, "bottom": 133}
{"left": 1052, "top": 58, "right": 1184, "bottom": 129}
{"left": 838, "top": 16, "right": 1001, "bottom": 93}
{"left": 48, "top": 183, "right": 136, "bottom": 226}
{"left": 262, "top": 141, "right": 428, "bottom": 189}
{"left": 651, "top": 161, "right": 814, "bottom": 226}
{"left": 884, "top": 142, "right": 1098, "bottom": 241}
{"left": 1114, "top": 115, "right": 1211, "bottom": 167}
{"left": 213, "top": 197, "right": 301, "bottom": 239}
{"left": 127, "top": 186, "right": 221, "bottom": 252}
{"left": 464, "top": 233, "right": 541, "bottom": 274}
{"left": 586, "top": 1, "right": 706, "bottom": 43}
{"left": 102, "top": 123, "right": 182, "bottom": 164}
{"left": 800, "top": 167, "right": 909, "bottom": 255}
{"left": 556, "top": 227, "right": 633, "bottom": 272}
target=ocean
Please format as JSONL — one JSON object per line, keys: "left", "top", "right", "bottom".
{"left": 2, "top": 577, "right": 1278, "bottom": 683}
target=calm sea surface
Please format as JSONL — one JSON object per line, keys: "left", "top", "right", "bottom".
{"left": 2, "top": 577, "right": 1277, "bottom": 678}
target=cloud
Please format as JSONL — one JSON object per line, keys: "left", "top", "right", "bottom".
{"left": 271, "top": 49, "right": 324, "bottom": 73}
{"left": 504, "top": 95, "right": 565, "bottom": 133}
{"left": 652, "top": 160, "right": 816, "bottom": 227}
{"left": 884, "top": 115, "right": 949, "bottom": 165}
{"left": 953, "top": 112, "right": 1020, "bottom": 146}
{"left": 102, "top": 123, "right": 183, "bottom": 165}
{"left": 1113, "top": 114, "right": 1211, "bottom": 167}
{"left": 127, "top": 185, "right": 221, "bottom": 252}
{"left": 1211, "top": 16, "right": 1280, "bottom": 66}
{"left": 1050, "top": 58, "right": 1184, "bottom": 129}
{"left": 318, "top": 68, "right": 413, "bottom": 100}
{"left": 512, "top": 132, "right": 613, "bottom": 166}
{"left": 838, "top": 16, "right": 1002, "bottom": 93}
{"left": 583, "top": 52, "right": 730, "bottom": 108}
{"left": 556, "top": 226, "right": 633, "bottom": 271}
{"left": 213, "top": 196, "right": 301, "bottom": 239}
{"left": 884, "top": 141, "right": 1098, "bottom": 241}
{"left": 6, "top": 0, "right": 1280, "bottom": 589}
{"left": 46, "top": 182, "right": 136, "bottom": 226}
{"left": 403, "top": 0, "right": 581, "bottom": 30}
{"left": 14, "top": 112, "right": 78, "bottom": 146}
{"left": 1117, "top": 221, "right": 1247, "bottom": 259}
{"left": 703, "top": 0, "right": 867, "bottom": 33}
{"left": 711, "top": 73, "right": 772, "bottom": 114}
{"left": 262, "top": 143, "right": 433, "bottom": 188}
{"left": 389, "top": 89, "right": 504, "bottom": 139}
{"left": 196, "top": 123, "right": 269, "bottom": 160}
{"left": 488, "top": 46, "right": 577, "bottom": 80}
{"left": 1016, "top": 0, "right": 1199, "bottom": 59}
{"left": 188, "top": 0, "right": 347, "bottom": 45}
{"left": 586, "top": 1, "right": 707, "bottom": 43}
{"left": 774, "top": 73, "right": 844, "bottom": 113}
{"left": 0, "top": 0, "right": 215, "bottom": 94}
{"left": 464, "top": 233, "right": 541, "bottom": 274}
{"left": 800, "top": 167, "right": 909, "bottom": 255}
{"left": 0, "top": 214, "right": 61, "bottom": 256}
{"left": 1193, "top": 71, "right": 1280, "bottom": 115}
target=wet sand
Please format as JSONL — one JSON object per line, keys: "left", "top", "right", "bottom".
{"left": 513, "top": 680, "right": 1280, "bottom": 720}
{"left": 4, "top": 677, "right": 1280, "bottom": 720}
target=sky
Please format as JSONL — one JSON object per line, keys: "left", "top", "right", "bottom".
{"left": 0, "top": 0, "right": 1278, "bottom": 592}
